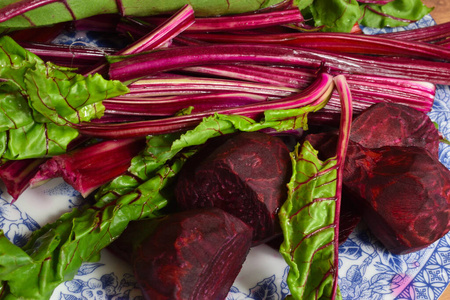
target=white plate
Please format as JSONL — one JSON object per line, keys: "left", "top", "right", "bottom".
{"left": 0, "top": 14, "right": 448, "bottom": 300}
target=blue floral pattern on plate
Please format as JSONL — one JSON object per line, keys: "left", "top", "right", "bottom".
{"left": 0, "top": 190, "right": 39, "bottom": 247}
{"left": 0, "top": 14, "right": 449, "bottom": 300}
{"left": 57, "top": 263, "right": 141, "bottom": 300}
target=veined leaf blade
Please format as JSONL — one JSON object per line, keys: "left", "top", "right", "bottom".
{"left": 279, "top": 141, "right": 340, "bottom": 300}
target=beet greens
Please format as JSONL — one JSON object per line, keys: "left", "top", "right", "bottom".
{"left": 0, "top": 35, "right": 128, "bottom": 160}
{"left": 279, "top": 75, "right": 353, "bottom": 300}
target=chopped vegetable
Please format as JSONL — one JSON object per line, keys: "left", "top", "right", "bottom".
{"left": 175, "top": 131, "right": 292, "bottom": 245}
{"left": 306, "top": 102, "right": 450, "bottom": 255}
{"left": 349, "top": 102, "right": 441, "bottom": 158}
{"left": 344, "top": 144, "right": 450, "bottom": 254}
{"left": 0, "top": 154, "right": 186, "bottom": 299}
{"left": 132, "top": 208, "right": 253, "bottom": 299}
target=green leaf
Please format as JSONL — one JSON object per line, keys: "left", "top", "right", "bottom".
{"left": 0, "top": 35, "right": 41, "bottom": 91}
{"left": 309, "top": 0, "right": 361, "bottom": 32}
{"left": 95, "top": 132, "right": 186, "bottom": 203}
{"left": 293, "top": 0, "right": 314, "bottom": 11}
{"left": 24, "top": 62, "right": 126, "bottom": 125}
{"left": 279, "top": 141, "right": 341, "bottom": 300}
{"left": 0, "top": 35, "right": 129, "bottom": 159}
{"left": 3, "top": 122, "right": 79, "bottom": 160}
{"left": 172, "top": 102, "right": 326, "bottom": 151}
{"left": 0, "top": 83, "right": 34, "bottom": 132}
{"left": 360, "top": 0, "right": 433, "bottom": 28}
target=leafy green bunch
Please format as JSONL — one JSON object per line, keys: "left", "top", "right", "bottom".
{"left": 0, "top": 36, "right": 128, "bottom": 160}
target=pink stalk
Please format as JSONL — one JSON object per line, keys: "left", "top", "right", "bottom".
{"left": 19, "top": 41, "right": 115, "bottom": 67}
{"left": 125, "top": 75, "right": 299, "bottom": 97}
{"left": 0, "top": 0, "right": 73, "bottom": 23}
{"left": 30, "top": 138, "right": 146, "bottom": 197}
{"left": 182, "top": 64, "right": 316, "bottom": 89}
{"left": 143, "top": 8, "right": 304, "bottom": 32}
{"left": 77, "top": 73, "right": 333, "bottom": 138}
{"left": 121, "top": 4, "right": 194, "bottom": 54}
{"left": 108, "top": 43, "right": 450, "bottom": 85}
{"left": 0, "top": 158, "right": 47, "bottom": 202}
{"left": 104, "top": 92, "right": 269, "bottom": 116}
{"left": 181, "top": 32, "right": 450, "bottom": 61}
{"left": 84, "top": 4, "right": 194, "bottom": 76}
{"left": 378, "top": 21, "right": 450, "bottom": 43}
{"left": 435, "top": 38, "right": 450, "bottom": 48}
{"left": 331, "top": 75, "right": 353, "bottom": 300}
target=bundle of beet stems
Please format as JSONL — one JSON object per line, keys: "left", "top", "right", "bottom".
{"left": 0, "top": 2, "right": 450, "bottom": 300}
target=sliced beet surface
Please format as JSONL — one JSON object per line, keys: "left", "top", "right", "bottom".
{"left": 132, "top": 208, "right": 252, "bottom": 300}
{"left": 175, "top": 131, "right": 292, "bottom": 245}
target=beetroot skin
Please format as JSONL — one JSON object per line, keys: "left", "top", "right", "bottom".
{"left": 175, "top": 131, "right": 292, "bottom": 245}
{"left": 304, "top": 102, "right": 447, "bottom": 253}
{"left": 343, "top": 144, "right": 450, "bottom": 254}
{"left": 132, "top": 208, "right": 252, "bottom": 300}
{"left": 306, "top": 130, "right": 450, "bottom": 254}
{"left": 350, "top": 102, "right": 440, "bottom": 158}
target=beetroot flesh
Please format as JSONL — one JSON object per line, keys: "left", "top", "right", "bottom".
{"left": 175, "top": 131, "right": 292, "bottom": 245}
{"left": 306, "top": 131, "right": 450, "bottom": 254}
{"left": 343, "top": 144, "right": 450, "bottom": 254}
{"left": 132, "top": 208, "right": 253, "bottom": 300}
{"left": 350, "top": 102, "right": 440, "bottom": 158}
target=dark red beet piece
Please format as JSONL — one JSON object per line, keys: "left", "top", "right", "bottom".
{"left": 175, "top": 131, "right": 292, "bottom": 245}
{"left": 132, "top": 208, "right": 252, "bottom": 300}
{"left": 350, "top": 102, "right": 440, "bottom": 158}
{"left": 306, "top": 131, "right": 450, "bottom": 254}
{"left": 343, "top": 144, "right": 450, "bottom": 254}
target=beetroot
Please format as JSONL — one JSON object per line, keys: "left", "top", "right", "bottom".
{"left": 175, "top": 131, "right": 292, "bottom": 245}
{"left": 132, "top": 208, "right": 252, "bottom": 300}
{"left": 305, "top": 128, "right": 450, "bottom": 254}
{"left": 350, "top": 102, "right": 440, "bottom": 158}
{"left": 343, "top": 144, "right": 450, "bottom": 254}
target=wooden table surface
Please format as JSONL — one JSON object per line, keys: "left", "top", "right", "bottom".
{"left": 421, "top": 2, "right": 450, "bottom": 299}
{"left": 422, "top": 0, "right": 450, "bottom": 23}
